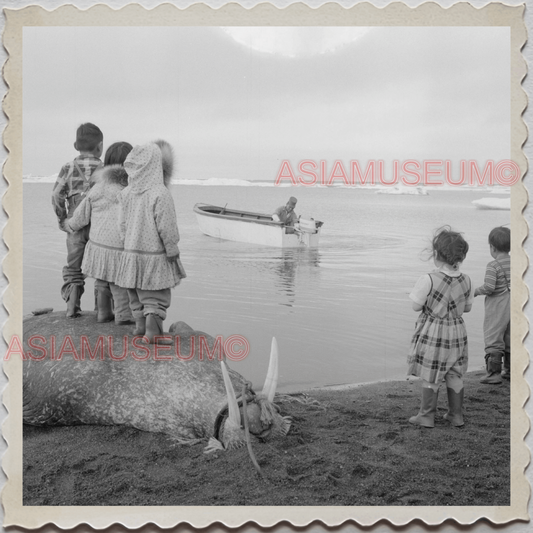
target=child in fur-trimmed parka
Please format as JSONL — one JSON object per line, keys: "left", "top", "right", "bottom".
{"left": 115, "top": 141, "right": 184, "bottom": 344}
{"left": 66, "top": 142, "right": 135, "bottom": 326}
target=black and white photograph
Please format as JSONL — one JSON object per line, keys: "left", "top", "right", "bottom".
{"left": 0, "top": 0, "right": 531, "bottom": 530}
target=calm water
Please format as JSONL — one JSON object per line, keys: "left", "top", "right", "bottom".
{"left": 23, "top": 183, "right": 510, "bottom": 392}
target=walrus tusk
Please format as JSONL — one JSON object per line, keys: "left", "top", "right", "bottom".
{"left": 221, "top": 361, "right": 241, "bottom": 428}
{"left": 242, "top": 384, "right": 263, "bottom": 478}
{"left": 261, "top": 337, "right": 279, "bottom": 403}
{"left": 23, "top": 315, "right": 291, "bottom": 454}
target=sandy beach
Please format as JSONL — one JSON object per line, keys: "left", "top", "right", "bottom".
{"left": 24, "top": 369, "right": 509, "bottom": 506}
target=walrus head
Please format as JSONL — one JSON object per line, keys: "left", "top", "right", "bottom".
{"left": 204, "top": 338, "right": 291, "bottom": 453}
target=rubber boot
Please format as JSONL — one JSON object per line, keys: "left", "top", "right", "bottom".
{"left": 409, "top": 387, "right": 438, "bottom": 428}
{"left": 481, "top": 352, "right": 503, "bottom": 384}
{"left": 66, "top": 285, "right": 81, "bottom": 319}
{"left": 502, "top": 352, "right": 511, "bottom": 380}
{"left": 109, "top": 283, "right": 135, "bottom": 326}
{"left": 132, "top": 317, "right": 146, "bottom": 336}
{"left": 96, "top": 287, "right": 115, "bottom": 323}
{"left": 443, "top": 388, "right": 464, "bottom": 427}
{"left": 145, "top": 313, "right": 173, "bottom": 345}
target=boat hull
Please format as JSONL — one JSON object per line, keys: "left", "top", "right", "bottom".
{"left": 472, "top": 198, "right": 511, "bottom": 211}
{"left": 194, "top": 204, "right": 321, "bottom": 248}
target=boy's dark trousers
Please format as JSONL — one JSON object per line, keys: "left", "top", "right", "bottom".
{"left": 61, "top": 225, "right": 90, "bottom": 308}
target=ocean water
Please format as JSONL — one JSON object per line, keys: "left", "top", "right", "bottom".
{"left": 23, "top": 183, "right": 510, "bottom": 392}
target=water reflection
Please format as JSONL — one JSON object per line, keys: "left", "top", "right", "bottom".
{"left": 271, "top": 248, "right": 321, "bottom": 306}
{"left": 24, "top": 184, "right": 512, "bottom": 391}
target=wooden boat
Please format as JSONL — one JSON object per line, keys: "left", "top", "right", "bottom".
{"left": 193, "top": 203, "right": 323, "bottom": 248}
{"left": 472, "top": 197, "right": 511, "bottom": 211}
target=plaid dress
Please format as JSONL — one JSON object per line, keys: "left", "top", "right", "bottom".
{"left": 408, "top": 272, "right": 471, "bottom": 383}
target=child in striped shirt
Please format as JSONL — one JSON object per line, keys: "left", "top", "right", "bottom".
{"left": 474, "top": 226, "right": 511, "bottom": 384}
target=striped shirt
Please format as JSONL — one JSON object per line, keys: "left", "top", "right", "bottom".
{"left": 476, "top": 255, "right": 511, "bottom": 296}
{"left": 51, "top": 155, "right": 102, "bottom": 221}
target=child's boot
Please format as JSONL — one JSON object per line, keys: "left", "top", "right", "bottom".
{"left": 443, "top": 388, "right": 464, "bottom": 427}
{"left": 409, "top": 387, "right": 438, "bottom": 428}
{"left": 502, "top": 352, "right": 511, "bottom": 380}
{"left": 109, "top": 285, "right": 135, "bottom": 326}
{"left": 145, "top": 313, "right": 173, "bottom": 345}
{"left": 66, "top": 285, "right": 81, "bottom": 318}
{"left": 132, "top": 317, "right": 146, "bottom": 336}
{"left": 96, "top": 286, "right": 114, "bottom": 323}
{"left": 481, "top": 352, "right": 502, "bottom": 384}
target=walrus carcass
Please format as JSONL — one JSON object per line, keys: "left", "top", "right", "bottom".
{"left": 22, "top": 312, "right": 290, "bottom": 452}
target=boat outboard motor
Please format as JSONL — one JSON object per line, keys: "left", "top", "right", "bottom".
{"left": 296, "top": 218, "right": 323, "bottom": 234}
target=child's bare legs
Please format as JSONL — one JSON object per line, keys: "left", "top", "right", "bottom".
{"left": 409, "top": 380, "right": 439, "bottom": 428}
{"left": 443, "top": 366, "right": 464, "bottom": 427}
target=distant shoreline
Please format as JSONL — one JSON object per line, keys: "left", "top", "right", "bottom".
{"left": 22, "top": 177, "right": 511, "bottom": 193}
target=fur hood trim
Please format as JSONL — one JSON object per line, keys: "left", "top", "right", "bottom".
{"left": 94, "top": 164, "right": 129, "bottom": 187}
{"left": 153, "top": 139, "right": 175, "bottom": 187}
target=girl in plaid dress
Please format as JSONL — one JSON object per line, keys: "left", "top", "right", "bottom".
{"left": 408, "top": 228, "right": 473, "bottom": 428}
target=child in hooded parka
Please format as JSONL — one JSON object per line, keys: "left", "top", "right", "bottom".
{"left": 116, "top": 141, "right": 183, "bottom": 343}
{"left": 66, "top": 142, "right": 135, "bottom": 326}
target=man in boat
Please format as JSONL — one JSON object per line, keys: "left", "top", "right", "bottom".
{"left": 272, "top": 197, "right": 298, "bottom": 232}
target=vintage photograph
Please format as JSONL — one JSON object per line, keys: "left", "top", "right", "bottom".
{"left": 1, "top": 2, "right": 528, "bottom": 530}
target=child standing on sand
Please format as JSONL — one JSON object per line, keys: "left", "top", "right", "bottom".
{"left": 66, "top": 142, "right": 135, "bottom": 326}
{"left": 408, "top": 227, "right": 473, "bottom": 428}
{"left": 474, "top": 226, "right": 511, "bottom": 385}
{"left": 52, "top": 123, "right": 103, "bottom": 318}
{"left": 115, "top": 141, "right": 184, "bottom": 344}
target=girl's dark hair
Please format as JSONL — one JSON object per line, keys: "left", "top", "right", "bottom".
{"left": 432, "top": 226, "right": 469, "bottom": 269}
{"left": 104, "top": 142, "right": 133, "bottom": 166}
{"left": 488, "top": 226, "right": 510, "bottom": 253}
{"left": 75, "top": 123, "right": 103, "bottom": 152}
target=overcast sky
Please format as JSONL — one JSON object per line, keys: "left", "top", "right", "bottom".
{"left": 22, "top": 26, "right": 510, "bottom": 180}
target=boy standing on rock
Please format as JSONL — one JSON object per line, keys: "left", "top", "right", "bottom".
{"left": 52, "top": 123, "right": 103, "bottom": 318}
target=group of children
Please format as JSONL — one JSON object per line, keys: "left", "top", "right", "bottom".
{"left": 408, "top": 225, "right": 511, "bottom": 428}
{"left": 51, "top": 123, "right": 185, "bottom": 344}
{"left": 52, "top": 124, "right": 510, "bottom": 419}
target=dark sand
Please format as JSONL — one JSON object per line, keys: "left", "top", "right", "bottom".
{"left": 23, "top": 370, "right": 510, "bottom": 506}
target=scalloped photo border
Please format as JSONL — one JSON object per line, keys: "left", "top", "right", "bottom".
{"left": 1, "top": 1, "right": 529, "bottom": 529}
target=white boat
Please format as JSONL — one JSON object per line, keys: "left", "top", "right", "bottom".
{"left": 472, "top": 197, "right": 511, "bottom": 211}
{"left": 376, "top": 186, "right": 429, "bottom": 195}
{"left": 194, "top": 203, "right": 323, "bottom": 248}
